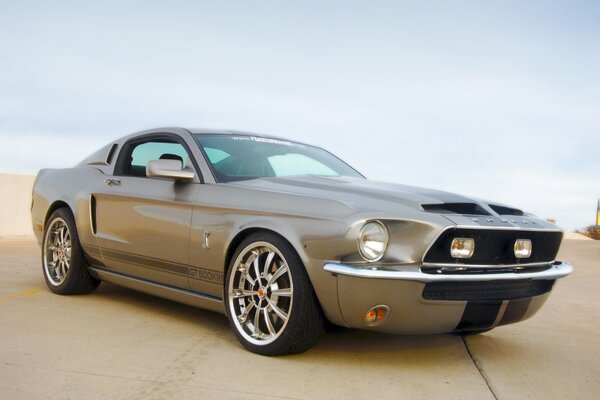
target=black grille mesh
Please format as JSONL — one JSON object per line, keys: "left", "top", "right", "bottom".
{"left": 422, "top": 279, "right": 555, "bottom": 301}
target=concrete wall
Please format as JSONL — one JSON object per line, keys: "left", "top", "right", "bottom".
{"left": 0, "top": 173, "right": 36, "bottom": 238}
{"left": 563, "top": 231, "right": 593, "bottom": 240}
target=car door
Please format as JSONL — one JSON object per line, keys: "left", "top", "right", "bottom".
{"left": 93, "top": 134, "right": 198, "bottom": 289}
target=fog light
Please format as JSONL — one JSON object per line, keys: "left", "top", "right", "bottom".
{"left": 450, "top": 238, "right": 475, "bottom": 258}
{"left": 364, "top": 305, "right": 390, "bottom": 326}
{"left": 514, "top": 239, "right": 532, "bottom": 258}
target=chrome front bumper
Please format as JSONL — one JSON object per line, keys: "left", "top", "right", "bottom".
{"left": 323, "top": 261, "right": 573, "bottom": 333}
{"left": 324, "top": 261, "right": 573, "bottom": 282}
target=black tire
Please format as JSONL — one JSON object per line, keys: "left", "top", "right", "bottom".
{"left": 225, "top": 232, "right": 325, "bottom": 355}
{"left": 42, "top": 208, "right": 100, "bottom": 295}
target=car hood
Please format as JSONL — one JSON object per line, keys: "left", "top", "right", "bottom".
{"left": 231, "top": 175, "right": 472, "bottom": 210}
{"left": 228, "top": 176, "right": 558, "bottom": 230}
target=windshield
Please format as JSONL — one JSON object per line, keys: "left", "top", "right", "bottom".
{"left": 194, "top": 134, "right": 364, "bottom": 182}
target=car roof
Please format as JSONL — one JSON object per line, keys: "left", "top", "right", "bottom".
{"left": 123, "top": 127, "right": 292, "bottom": 142}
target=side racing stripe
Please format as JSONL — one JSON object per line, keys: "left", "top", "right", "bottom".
{"left": 82, "top": 244, "right": 223, "bottom": 285}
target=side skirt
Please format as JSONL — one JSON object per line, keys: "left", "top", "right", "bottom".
{"left": 88, "top": 266, "right": 226, "bottom": 315}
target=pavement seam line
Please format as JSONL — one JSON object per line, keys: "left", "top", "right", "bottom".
{"left": 461, "top": 336, "right": 499, "bottom": 400}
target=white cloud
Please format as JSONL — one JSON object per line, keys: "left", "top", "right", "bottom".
{"left": 1, "top": 0, "right": 598, "bottom": 229}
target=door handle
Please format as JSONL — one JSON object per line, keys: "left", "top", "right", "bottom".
{"left": 104, "top": 178, "right": 121, "bottom": 186}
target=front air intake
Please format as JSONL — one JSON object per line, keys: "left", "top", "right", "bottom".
{"left": 422, "top": 279, "right": 555, "bottom": 301}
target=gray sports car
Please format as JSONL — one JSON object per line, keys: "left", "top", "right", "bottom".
{"left": 31, "top": 127, "right": 573, "bottom": 355}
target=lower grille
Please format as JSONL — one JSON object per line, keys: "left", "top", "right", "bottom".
{"left": 422, "top": 279, "right": 555, "bottom": 301}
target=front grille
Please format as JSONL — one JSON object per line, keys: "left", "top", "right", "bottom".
{"left": 423, "top": 228, "right": 563, "bottom": 265}
{"left": 422, "top": 279, "right": 555, "bottom": 301}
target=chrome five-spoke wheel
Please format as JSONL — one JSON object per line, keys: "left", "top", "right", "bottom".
{"left": 228, "top": 241, "right": 293, "bottom": 346}
{"left": 44, "top": 217, "right": 72, "bottom": 286}
{"left": 225, "top": 232, "right": 325, "bottom": 355}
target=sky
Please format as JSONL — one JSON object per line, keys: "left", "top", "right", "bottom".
{"left": 0, "top": 0, "right": 598, "bottom": 230}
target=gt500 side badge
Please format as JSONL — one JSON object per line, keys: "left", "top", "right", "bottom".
{"left": 189, "top": 267, "right": 223, "bottom": 284}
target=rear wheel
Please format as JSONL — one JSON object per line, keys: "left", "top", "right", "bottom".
{"left": 42, "top": 208, "right": 100, "bottom": 295}
{"left": 225, "top": 232, "right": 325, "bottom": 355}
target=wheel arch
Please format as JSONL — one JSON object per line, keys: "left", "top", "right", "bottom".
{"left": 44, "top": 200, "right": 74, "bottom": 226}
{"left": 224, "top": 227, "right": 306, "bottom": 275}
{"left": 220, "top": 218, "right": 347, "bottom": 328}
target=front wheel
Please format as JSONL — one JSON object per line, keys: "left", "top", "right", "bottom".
{"left": 225, "top": 232, "right": 325, "bottom": 355}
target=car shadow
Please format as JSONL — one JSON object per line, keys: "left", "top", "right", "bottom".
{"left": 88, "top": 281, "right": 503, "bottom": 368}
{"left": 91, "top": 282, "right": 230, "bottom": 331}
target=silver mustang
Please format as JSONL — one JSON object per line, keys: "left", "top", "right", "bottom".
{"left": 31, "top": 127, "right": 573, "bottom": 355}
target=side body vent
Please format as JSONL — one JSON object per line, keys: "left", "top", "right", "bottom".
{"left": 89, "top": 194, "right": 97, "bottom": 235}
{"left": 106, "top": 143, "right": 118, "bottom": 165}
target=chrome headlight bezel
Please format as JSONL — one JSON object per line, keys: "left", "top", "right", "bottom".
{"left": 358, "top": 220, "right": 389, "bottom": 262}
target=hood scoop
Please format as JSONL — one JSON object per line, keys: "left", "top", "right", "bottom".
{"left": 488, "top": 204, "right": 525, "bottom": 216}
{"left": 422, "top": 203, "right": 491, "bottom": 216}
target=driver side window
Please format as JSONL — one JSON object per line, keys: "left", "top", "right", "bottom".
{"left": 123, "top": 140, "right": 191, "bottom": 177}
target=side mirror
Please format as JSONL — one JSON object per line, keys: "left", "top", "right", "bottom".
{"left": 146, "top": 159, "right": 195, "bottom": 181}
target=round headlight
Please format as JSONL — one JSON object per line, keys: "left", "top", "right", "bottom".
{"left": 358, "top": 221, "right": 389, "bottom": 262}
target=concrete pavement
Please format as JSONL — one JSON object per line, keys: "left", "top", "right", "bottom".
{"left": 0, "top": 238, "right": 598, "bottom": 399}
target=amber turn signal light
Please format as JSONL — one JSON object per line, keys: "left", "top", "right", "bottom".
{"left": 364, "top": 305, "right": 390, "bottom": 326}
